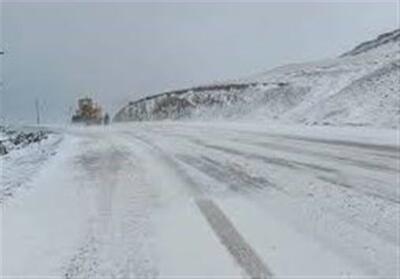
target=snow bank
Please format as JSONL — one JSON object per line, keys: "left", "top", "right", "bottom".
{"left": 0, "top": 126, "right": 63, "bottom": 203}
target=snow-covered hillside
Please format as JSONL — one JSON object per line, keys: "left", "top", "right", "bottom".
{"left": 341, "top": 29, "right": 400, "bottom": 57}
{"left": 114, "top": 29, "right": 400, "bottom": 128}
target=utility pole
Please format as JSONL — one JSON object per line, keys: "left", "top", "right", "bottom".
{"left": 35, "top": 98, "right": 40, "bottom": 125}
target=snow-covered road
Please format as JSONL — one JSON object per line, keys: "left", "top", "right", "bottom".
{"left": 2, "top": 122, "right": 399, "bottom": 278}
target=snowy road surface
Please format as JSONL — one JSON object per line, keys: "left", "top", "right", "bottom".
{"left": 2, "top": 122, "right": 399, "bottom": 278}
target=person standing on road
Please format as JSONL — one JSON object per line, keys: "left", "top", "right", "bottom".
{"left": 104, "top": 113, "right": 110, "bottom": 125}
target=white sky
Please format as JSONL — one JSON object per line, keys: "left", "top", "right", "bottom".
{"left": 1, "top": 1, "right": 399, "bottom": 124}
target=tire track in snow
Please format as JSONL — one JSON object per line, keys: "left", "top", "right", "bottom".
{"left": 186, "top": 138, "right": 399, "bottom": 204}
{"left": 175, "top": 153, "right": 286, "bottom": 195}
{"left": 124, "top": 131, "right": 273, "bottom": 279}
{"left": 180, "top": 135, "right": 399, "bottom": 244}
{"left": 64, "top": 138, "right": 157, "bottom": 279}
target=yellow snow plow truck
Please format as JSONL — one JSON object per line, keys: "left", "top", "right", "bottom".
{"left": 71, "top": 97, "right": 103, "bottom": 125}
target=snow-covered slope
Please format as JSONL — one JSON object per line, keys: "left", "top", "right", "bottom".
{"left": 114, "top": 29, "right": 400, "bottom": 128}
{"left": 341, "top": 29, "right": 400, "bottom": 57}
{"left": 303, "top": 59, "right": 399, "bottom": 127}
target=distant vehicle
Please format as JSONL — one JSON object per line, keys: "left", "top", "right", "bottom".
{"left": 71, "top": 97, "right": 103, "bottom": 125}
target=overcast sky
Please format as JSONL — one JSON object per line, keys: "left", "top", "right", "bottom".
{"left": 1, "top": 1, "right": 398, "bottom": 124}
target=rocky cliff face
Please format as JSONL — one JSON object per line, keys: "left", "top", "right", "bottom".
{"left": 113, "top": 82, "right": 302, "bottom": 121}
